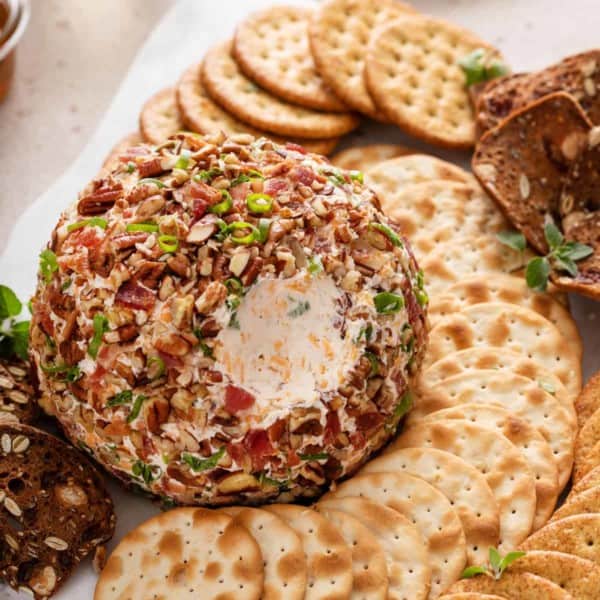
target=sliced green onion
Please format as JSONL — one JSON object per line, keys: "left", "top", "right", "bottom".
{"left": 88, "top": 314, "right": 109, "bottom": 359}
{"left": 299, "top": 452, "right": 329, "bottom": 461}
{"left": 107, "top": 390, "right": 133, "bottom": 407}
{"left": 246, "top": 193, "right": 273, "bottom": 214}
{"left": 67, "top": 217, "right": 108, "bottom": 232}
{"left": 174, "top": 150, "right": 191, "bottom": 170}
{"left": 132, "top": 459, "right": 160, "bottom": 484}
{"left": 374, "top": 291, "right": 404, "bottom": 314}
{"left": 256, "top": 218, "right": 271, "bottom": 243}
{"left": 364, "top": 351, "right": 379, "bottom": 376}
{"left": 227, "top": 221, "right": 259, "bottom": 245}
{"left": 415, "top": 289, "right": 429, "bottom": 307}
{"left": 126, "top": 222, "right": 159, "bottom": 233}
{"left": 350, "top": 170, "right": 364, "bottom": 184}
{"left": 194, "top": 168, "right": 222, "bottom": 182}
{"left": 147, "top": 356, "right": 166, "bottom": 379}
{"left": 126, "top": 162, "right": 136, "bottom": 174}
{"left": 39, "top": 249, "right": 58, "bottom": 284}
{"left": 158, "top": 234, "right": 179, "bottom": 253}
{"left": 308, "top": 255, "right": 323, "bottom": 275}
{"left": 369, "top": 222, "right": 402, "bottom": 247}
{"left": 225, "top": 278, "right": 243, "bottom": 294}
{"left": 208, "top": 190, "right": 233, "bottom": 215}
{"left": 137, "top": 178, "right": 165, "bottom": 188}
{"left": 41, "top": 362, "right": 82, "bottom": 382}
{"left": 127, "top": 394, "right": 147, "bottom": 423}
{"left": 182, "top": 447, "right": 225, "bottom": 472}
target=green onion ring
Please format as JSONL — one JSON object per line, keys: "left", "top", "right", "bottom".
{"left": 246, "top": 193, "right": 273, "bottom": 214}
{"left": 256, "top": 218, "right": 271, "bottom": 243}
{"left": 226, "top": 221, "right": 258, "bottom": 245}
{"left": 209, "top": 190, "right": 233, "bottom": 215}
{"left": 67, "top": 217, "right": 108, "bottom": 232}
{"left": 126, "top": 223, "right": 159, "bottom": 233}
{"left": 137, "top": 178, "right": 166, "bottom": 188}
{"left": 373, "top": 291, "right": 405, "bottom": 314}
{"left": 158, "top": 234, "right": 179, "bottom": 253}
{"left": 225, "top": 277, "right": 243, "bottom": 294}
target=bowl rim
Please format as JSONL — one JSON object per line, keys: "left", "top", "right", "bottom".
{"left": 0, "top": 0, "right": 30, "bottom": 62}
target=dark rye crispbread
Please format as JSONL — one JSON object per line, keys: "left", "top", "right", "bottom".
{"left": 472, "top": 92, "right": 591, "bottom": 254}
{"left": 0, "top": 358, "right": 39, "bottom": 425}
{"left": 0, "top": 424, "right": 115, "bottom": 599}
{"left": 476, "top": 50, "right": 600, "bottom": 137}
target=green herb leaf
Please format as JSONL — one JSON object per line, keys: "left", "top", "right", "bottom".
{"left": 126, "top": 394, "right": 147, "bottom": 423}
{"left": 132, "top": 460, "right": 160, "bottom": 485}
{"left": 525, "top": 257, "right": 550, "bottom": 292}
{"left": 460, "top": 565, "right": 489, "bottom": 579}
{"left": 498, "top": 551, "right": 526, "bottom": 576}
{"left": 194, "top": 330, "right": 215, "bottom": 359}
{"left": 229, "top": 312, "right": 241, "bottom": 330}
{"left": 553, "top": 256, "right": 578, "bottom": 277}
{"left": 459, "top": 48, "right": 508, "bottom": 86}
{"left": 107, "top": 390, "right": 133, "bottom": 407}
{"left": 489, "top": 547, "right": 502, "bottom": 574}
{"left": 182, "top": 447, "right": 226, "bottom": 472}
{"left": 298, "top": 452, "right": 329, "bottom": 461}
{"left": 88, "top": 314, "right": 109, "bottom": 359}
{"left": 544, "top": 222, "right": 564, "bottom": 250}
{"left": 559, "top": 241, "right": 594, "bottom": 261}
{"left": 374, "top": 292, "right": 404, "bottom": 314}
{"left": 174, "top": 150, "right": 191, "bottom": 170}
{"left": 0, "top": 285, "right": 22, "bottom": 320}
{"left": 39, "top": 250, "right": 58, "bottom": 284}
{"left": 258, "top": 473, "right": 288, "bottom": 489}
{"left": 126, "top": 162, "right": 136, "bottom": 174}
{"left": 10, "top": 321, "right": 30, "bottom": 361}
{"left": 61, "top": 278, "right": 72, "bottom": 291}
{"left": 326, "top": 170, "right": 347, "bottom": 186}
{"left": 496, "top": 230, "right": 527, "bottom": 252}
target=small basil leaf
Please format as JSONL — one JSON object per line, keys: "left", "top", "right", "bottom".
{"left": 496, "top": 231, "right": 527, "bottom": 252}
{"left": 544, "top": 222, "right": 563, "bottom": 250}
{"left": 499, "top": 551, "right": 526, "bottom": 574}
{"left": 0, "top": 285, "right": 22, "bottom": 320}
{"left": 489, "top": 547, "right": 502, "bottom": 574}
{"left": 562, "top": 241, "right": 594, "bottom": 261}
{"left": 525, "top": 257, "right": 550, "bottom": 292}
{"left": 460, "top": 565, "right": 488, "bottom": 579}
{"left": 553, "top": 256, "right": 578, "bottom": 277}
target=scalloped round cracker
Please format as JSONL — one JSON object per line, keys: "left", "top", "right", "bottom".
{"left": 424, "top": 302, "right": 583, "bottom": 400}
{"left": 361, "top": 447, "right": 500, "bottom": 565}
{"left": 264, "top": 504, "right": 352, "bottom": 600}
{"left": 201, "top": 41, "right": 359, "bottom": 139}
{"left": 221, "top": 507, "right": 307, "bottom": 600}
{"left": 507, "top": 550, "right": 600, "bottom": 600}
{"left": 449, "top": 572, "right": 572, "bottom": 600}
{"left": 575, "top": 370, "right": 600, "bottom": 424}
{"left": 309, "top": 0, "right": 415, "bottom": 118}
{"left": 365, "top": 16, "right": 499, "bottom": 148}
{"left": 520, "top": 514, "right": 600, "bottom": 566}
{"left": 316, "top": 508, "right": 388, "bottom": 600}
{"left": 376, "top": 181, "right": 507, "bottom": 258}
{"left": 411, "top": 370, "right": 575, "bottom": 490}
{"left": 428, "top": 274, "right": 582, "bottom": 359}
{"left": 418, "top": 404, "right": 559, "bottom": 530}
{"left": 139, "top": 87, "right": 184, "bottom": 145}
{"left": 233, "top": 6, "right": 347, "bottom": 112}
{"left": 388, "top": 419, "right": 537, "bottom": 550}
{"left": 94, "top": 508, "right": 263, "bottom": 600}
{"left": 419, "top": 348, "right": 574, "bottom": 420}
{"left": 551, "top": 485, "right": 600, "bottom": 522}
{"left": 317, "top": 496, "right": 431, "bottom": 600}
{"left": 330, "top": 144, "right": 414, "bottom": 173}
{"left": 419, "top": 235, "right": 532, "bottom": 298}
{"left": 326, "top": 472, "right": 467, "bottom": 597}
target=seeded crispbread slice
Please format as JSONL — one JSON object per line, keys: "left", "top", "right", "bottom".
{"left": 0, "top": 424, "right": 115, "bottom": 600}
{"left": 377, "top": 181, "right": 507, "bottom": 258}
{"left": 448, "top": 572, "right": 573, "bottom": 600}
{"left": 388, "top": 419, "right": 537, "bottom": 550}
{"left": 551, "top": 486, "right": 600, "bottom": 522}
{"left": 424, "top": 302, "right": 583, "bottom": 400}
{"left": 570, "top": 464, "right": 600, "bottom": 498}
{"left": 361, "top": 447, "right": 500, "bottom": 565}
{"left": 264, "top": 504, "right": 353, "bottom": 600}
{"left": 100, "top": 132, "right": 143, "bottom": 176}
{"left": 201, "top": 41, "right": 360, "bottom": 139}
{"left": 419, "top": 348, "right": 574, "bottom": 420}
{"left": 316, "top": 508, "right": 388, "bottom": 600}
{"left": 95, "top": 507, "right": 263, "bottom": 600}
{"left": 175, "top": 62, "right": 339, "bottom": 156}
{"left": 507, "top": 550, "right": 600, "bottom": 600}
{"left": 233, "top": 6, "right": 347, "bottom": 113}
{"left": 575, "top": 370, "right": 600, "bottom": 423}
{"left": 330, "top": 144, "right": 414, "bottom": 173}
{"left": 472, "top": 92, "right": 591, "bottom": 254}
{"left": 428, "top": 274, "right": 582, "bottom": 359}
{"left": 365, "top": 16, "right": 500, "bottom": 148}
{"left": 411, "top": 370, "right": 576, "bottom": 490}
{"left": 418, "top": 404, "right": 559, "bottom": 530}
{"left": 520, "top": 514, "right": 600, "bottom": 567}
{"left": 574, "top": 405, "right": 600, "bottom": 482}
{"left": 139, "top": 87, "right": 184, "bottom": 145}
{"left": 0, "top": 358, "right": 39, "bottom": 425}
{"left": 326, "top": 472, "right": 467, "bottom": 597}
{"left": 308, "top": 0, "right": 415, "bottom": 118}
{"left": 221, "top": 507, "right": 307, "bottom": 600}
{"left": 419, "top": 235, "right": 532, "bottom": 298}
{"left": 317, "top": 496, "right": 431, "bottom": 600}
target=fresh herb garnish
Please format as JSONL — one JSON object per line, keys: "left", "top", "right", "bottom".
{"left": 88, "top": 314, "right": 109, "bottom": 359}
{"left": 373, "top": 291, "right": 404, "bottom": 314}
{"left": 325, "top": 169, "right": 347, "bottom": 186}
{"left": 67, "top": 217, "right": 108, "bottom": 232}
{"left": 288, "top": 298, "right": 310, "bottom": 318}
{"left": 298, "top": 452, "right": 329, "bottom": 461}
{"left": 496, "top": 230, "right": 527, "bottom": 252}
{"left": 369, "top": 222, "right": 402, "bottom": 247}
{"left": 230, "top": 170, "right": 264, "bottom": 187}
{"left": 132, "top": 460, "right": 160, "bottom": 485}
{"left": 182, "top": 447, "right": 225, "bottom": 472}
{"left": 61, "top": 278, "right": 72, "bottom": 291}
{"left": 459, "top": 48, "right": 509, "bottom": 86}
{"left": 0, "top": 286, "right": 30, "bottom": 361}
{"left": 39, "top": 249, "right": 58, "bottom": 284}
{"left": 461, "top": 547, "right": 526, "bottom": 580}
{"left": 107, "top": 390, "right": 133, "bottom": 407}
{"left": 126, "top": 394, "right": 147, "bottom": 423}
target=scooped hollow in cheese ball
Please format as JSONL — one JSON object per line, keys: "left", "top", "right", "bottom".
{"left": 30, "top": 132, "right": 428, "bottom": 505}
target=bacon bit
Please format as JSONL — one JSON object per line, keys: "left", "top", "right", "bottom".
{"left": 355, "top": 412, "right": 384, "bottom": 431}
{"left": 264, "top": 177, "right": 289, "bottom": 196}
{"left": 115, "top": 280, "right": 156, "bottom": 311}
{"left": 78, "top": 183, "right": 123, "bottom": 216}
{"left": 226, "top": 442, "right": 246, "bottom": 466}
{"left": 96, "top": 346, "right": 121, "bottom": 370}
{"left": 285, "top": 142, "right": 308, "bottom": 155}
{"left": 190, "top": 181, "right": 221, "bottom": 206}
{"left": 290, "top": 166, "right": 315, "bottom": 186}
{"left": 349, "top": 431, "right": 366, "bottom": 450}
{"left": 73, "top": 228, "right": 102, "bottom": 249}
{"left": 243, "top": 429, "right": 273, "bottom": 471}
{"left": 89, "top": 365, "right": 107, "bottom": 386}
{"left": 324, "top": 411, "right": 341, "bottom": 444}
{"left": 268, "top": 419, "right": 287, "bottom": 443}
{"left": 138, "top": 157, "right": 164, "bottom": 178}
{"left": 57, "top": 252, "right": 89, "bottom": 275}
{"left": 192, "top": 198, "right": 209, "bottom": 222}
{"left": 224, "top": 385, "right": 255, "bottom": 414}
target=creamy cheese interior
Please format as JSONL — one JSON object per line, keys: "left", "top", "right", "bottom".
{"left": 215, "top": 272, "right": 362, "bottom": 410}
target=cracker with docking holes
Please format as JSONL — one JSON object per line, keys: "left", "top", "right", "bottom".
{"left": 202, "top": 41, "right": 359, "bottom": 139}
{"left": 574, "top": 405, "right": 600, "bottom": 482}
{"left": 506, "top": 550, "right": 600, "bottom": 600}
{"left": 575, "top": 370, "right": 600, "bottom": 424}
{"left": 326, "top": 472, "right": 467, "bottom": 597}
{"left": 365, "top": 15, "right": 500, "bottom": 148}
{"left": 472, "top": 92, "right": 591, "bottom": 254}
{"left": 520, "top": 514, "right": 600, "bottom": 567}
{"left": 419, "top": 405, "right": 559, "bottom": 530}
{"left": 94, "top": 508, "right": 263, "bottom": 600}
{"left": 449, "top": 572, "right": 573, "bottom": 600}
{"left": 361, "top": 447, "right": 500, "bottom": 566}
{"left": 315, "top": 508, "right": 389, "bottom": 600}
{"left": 264, "top": 504, "right": 353, "bottom": 600}
{"left": 221, "top": 507, "right": 307, "bottom": 600}
{"left": 424, "top": 302, "right": 583, "bottom": 400}
{"left": 388, "top": 419, "right": 537, "bottom": 550}
{"left": 309, "top": 0, "right": 415, "bottom": 118}
{"left": 330, "top": 144, "right": 414, "bottom": 173}
{"left": 139, "top": 87, "right": 184, "bottom": 145}
{"left": 317, "top": 496, "right": 432, "bottom": 600}
{"left": 0, "top": 424, "right": 115, "bottom": 600}
{"left": 233, "top": 5, "right": 347, "bottom": 112}
{"left": 0, "top": 358, "right": 39, "bottom": 425}
{"left": 439, "top": 595, "right": 509, "bottom": 600}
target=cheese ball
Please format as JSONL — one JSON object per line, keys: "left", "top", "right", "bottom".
{"left": 30, "top": 132, "right": 428, "bottom": 505}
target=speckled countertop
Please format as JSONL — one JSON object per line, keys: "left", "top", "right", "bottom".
{"left": 0, "top": 0, "right": 172, "bottom": 253}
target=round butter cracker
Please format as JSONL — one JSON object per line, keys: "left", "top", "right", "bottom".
{"left": 331, "top": 144, "right": 414, "bottom": 173}
{"left": 139, "top": 87, "right": 184, "bottom": 144}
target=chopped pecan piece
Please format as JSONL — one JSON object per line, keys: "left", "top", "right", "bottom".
{"left": 78, "top": 182, "right": 123, "bottom": 215}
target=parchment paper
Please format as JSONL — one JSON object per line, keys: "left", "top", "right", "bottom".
{"left": 1, "top": 0, "right": 598, "bottom": 597}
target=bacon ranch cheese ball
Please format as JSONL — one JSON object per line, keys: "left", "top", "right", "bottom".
{"left": 30, "top": 133, "right": 428, "bottom": 505}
